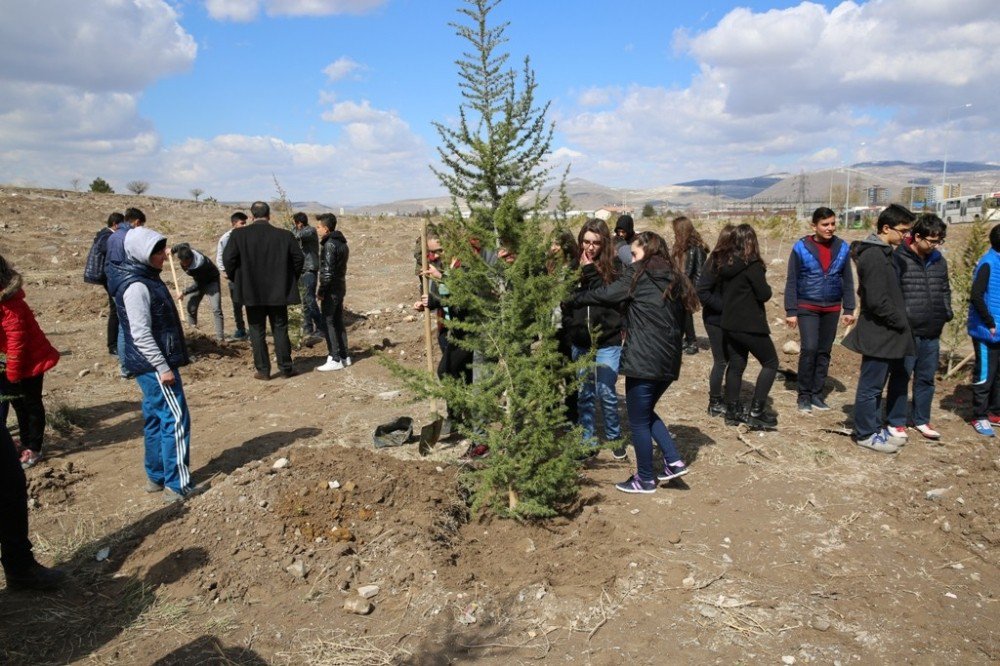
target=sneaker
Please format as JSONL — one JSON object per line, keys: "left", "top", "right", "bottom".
{"left": 317, "top": 357, "right": 345, "bottom": 372}
{"left": 707, "top": 398, "right": 726, "bottom": 418}
{"left": 343, "top": 356, "right": 353, "bottom": 367}
{"left": 611, "top": 446, "right": 628, "bottom": 460}
{"left": 683, "top": 343, "right": 698, "bottom": 356}
{"left": 460, "top": 442, "right": 489, "bottom": 460}
{"left": 163, "top": 487, "right": 188, "bottom": 504}
{"left": 810, "top": 396, "right": 831, "bottom": 411}
{"left": 797, "top": 398, "right": 813, "bottom": 414}
{"left": 987, "top": 413, "right": 1000, "bottom": 425}
{"left": 615, "top": 474, "right": 656, "bottom": 494}
{"left": 971, "top": 419, "right": 995, "bottom": 437}
{"left": 144, "top": 479, "right": 164, "bottom": 493}
{"left": 657, "top": 463, "right": 689, "bottom": 482}
{"left": 854, "top": 429, "right": 901, "bottom": 454}
{"left": 281, "top": 368, "right": 298, "bottom": 378}
{"left": 886, "top": 425, "right": 908, "bottom": 440}
{"left": 4, "top": 562, "right": 66, "bottom": 592}
{"left": 230, "top": 329, "right": 248, "bottom": 341}
{"left": 20, "top": 449, "right": 42, "bottom": 469}
{"left": 914, "top": 423, "right": 941, "bottom": 440}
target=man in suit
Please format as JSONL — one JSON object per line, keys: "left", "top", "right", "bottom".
{"left": 222, "top": 201, "right": 304, "bottom": 379}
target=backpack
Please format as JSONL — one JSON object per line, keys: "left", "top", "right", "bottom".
{"left": 83, "top": 228, "right": 111, "bottom": 285}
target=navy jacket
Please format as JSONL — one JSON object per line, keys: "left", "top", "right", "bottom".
{"left": 842, "top": 235, "right": 915, "bottom": 359}
{"left": 893, "top": 239, "right": 952, "bottom": 338}
{"left": 784, "top": 236, "right": 855, "bottom": 315}
{"left": 108, "top": 261, "right": 189, "bottom": 374}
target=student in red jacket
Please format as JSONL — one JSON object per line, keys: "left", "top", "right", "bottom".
{"left": 0, "top": 255, "right": 60, "bottom": 469}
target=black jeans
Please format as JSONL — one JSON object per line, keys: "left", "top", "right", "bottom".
{"left": 0, "top": 423, "right": 33, "bottom": 575}
{"left": 724, "top": 330, "right": 779, "bottom": 406}
{"left": 683, "top": 311, "right": 697, "bottom": 346}
{"left": 227, "top": 281, "right": 245, "bottom": 333}
{"left": 320, "top": 293, "right": 350, "bottom": 362}
{"left": 0, "top": 373, "right": 46, "bottom": 454}
{"left": 106, "top": 289, "right": 119, "bottom": 353}
{"left": 971, "top": 340, "right": 1000, "bottom": 419}
{"left": 796, "top": 310, "right": 839, "bottom": 400}
{"left": 705, "top": 321, "right": 727, "bottom": 399}
{"left": 246, "top": 305, "right": 292, "bottom": 374}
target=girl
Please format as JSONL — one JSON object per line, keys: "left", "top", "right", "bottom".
{"left": 671, "top": 216, "right": 709, "bottom": 355}
{"left": 0, "top": 254, "right": 60, "bottom": 469}
{"left": 696, "top": 224, "right": 734, "bottom": 417}
{"left": 565, "top": 219, "right": 625, "bottom": 457}
{"left": 784, "top": 207, "right": 856, "bottom": 414}
{"left": 573, "top": 231, "right": 699, "bottom": 493}
{"left": 715, "top": 224, "right": 779, "bottom": 430}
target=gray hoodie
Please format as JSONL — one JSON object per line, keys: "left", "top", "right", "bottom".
{"left": 122, "top": 228, "right": 172, "bottom": 373}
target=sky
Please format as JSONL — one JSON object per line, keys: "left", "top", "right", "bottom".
{"left": 0, "top": 0, "right": 996, "bottom": 205}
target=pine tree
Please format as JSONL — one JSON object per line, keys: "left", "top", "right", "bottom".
{"left": 945, "top": 215, "right": 991, "bottom": 364}
{"left": 389, "top": 0, "right": 584, "bottom": 518}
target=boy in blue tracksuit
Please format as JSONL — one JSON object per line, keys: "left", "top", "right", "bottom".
{"left": 108, "top": 227, "right": 193, "bottom": 501}
{"left": 968, "top": 224, "right": 1000, "bottom": 437}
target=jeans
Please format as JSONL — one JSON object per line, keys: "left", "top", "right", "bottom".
{"left": 900, "top": 335, "right": 940, "bottom": 426}
{"left": 184, "top": 280, "right": 224, "bottom": 340}
{"left": 853, "top": 355, "right": 908, "bottom": 439}
{"left": 625, "top": 377, "right": 681, "bottom": 483}
{"left": 683, "top": 311, "right": 697, "bottom": 346}
{"left": 724, "top": 330, "right": 778, "bottom": 406}
{"left": 705, "top": 321, "right": 727, "bottom": 399}
{"left": 106, "top": 290, "right": 119, "bottom": 353}
{"left": 135, "top": 371, "right": 191, "bottom": 494}
{"left": 971, "top": 340, "right": 1000, "bottom": 419}
{"left": 0, "top": 373, "right": 46, "bottom": 454}
{"left": 0, "top": 423, "right": 33, "bottom": 574}
{"left": 246, "top": 305, "right": 293, "bottom": 375}
{"left": 300, "top": 271, "right": 324, "bottom": 334}
{"left": 571, "top": 344, "right": 622, "bottom": 444}
{"left": 227, "top": 281, "right": 245, "bottom": 333}
{"left": 796, "top": 310, "right": 839, "bottom": 401}
{"left": 320, "top": 293, "right": 350, "bottom": 362}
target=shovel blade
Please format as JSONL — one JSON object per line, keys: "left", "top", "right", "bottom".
{"left": 418, "top": 418, "right": 443, "bottom": 456}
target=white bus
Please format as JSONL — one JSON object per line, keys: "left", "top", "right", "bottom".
{"left": 936, "top": 192, "right": 1000, "bottom": 224}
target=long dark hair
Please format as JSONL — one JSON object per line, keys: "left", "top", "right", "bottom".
{"left": 713, "top": 223, "right": 761, "bottom": 267}
{"left": 577, "top": 218, "right": 618, "bottom": 284}
{"left": 0, "top": 254, "right": 18, "bottom": 291}
{"left": 628, "top": 231, "right": 700, "bottom": 313}
{"left": 670, "top": 216, "right": 709, "bottom": 267}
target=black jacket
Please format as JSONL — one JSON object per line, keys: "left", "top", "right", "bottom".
{"left": 842, "top": 234, "right": 915, "bottom": 359}
{"left": 718, "top": 257, "right": 772, "bottom": 334}
{"left": 294, "top": 225, "right": 320, "bottom": 272}
{"left": 893, "top": 240, "right": 952, "bottom": 338}
{"left": 682, "top": 245, "right": 707, "bottom": 282}
{"left": 564, "top": 262, "right": 623, "bottom": 349}
{"left": 317, "top": 230, "right": 349, "bottom": 299}
{"left": 696, "top": 255, "right": 724, "bottom": 326}
{"left": 84, "top": 227, "right": 112, "bottom": 285}
{"left": 222, "top": 219, "right": 304, "bottom": 307}
{"left": 573, "top": 257, "right": 686, "bottom": 382}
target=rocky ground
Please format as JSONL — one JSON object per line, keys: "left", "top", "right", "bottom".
{"left": 0, "top": 187, "right": 996, "bottom": 665}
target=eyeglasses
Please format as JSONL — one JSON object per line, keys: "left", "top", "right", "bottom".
{"left": 581, "top": 239, "right": 602, "bottom": 246}
{"left": 918, "top": 236, "right": 945, "bottom": 246}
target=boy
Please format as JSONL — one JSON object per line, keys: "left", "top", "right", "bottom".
{"left": 967, "top": 223, "right": 1000, "bottom": 437}
{"left": 315, "top": 213, "right": 351, "bottom": 370}
{"left": 171, "top": 243, "right": 224, "bottom": 342}
{"left": 217, "top": 212, "right": 248, "bottom": 340}
{"left": 108, "top": 228, "right": 193, "bottom": 501}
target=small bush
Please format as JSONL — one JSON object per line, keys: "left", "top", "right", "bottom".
{"left": 90, "top": 177, "right": 114, "bottom": 194}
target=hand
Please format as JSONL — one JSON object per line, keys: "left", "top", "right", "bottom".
{"left": 841, "top": 314, "right": 857, "bottom": 326}
{"left": 424, "top": 265, "right": 442, "bottom": 280}
{"left": 579, "top": 250, "right": 594, "bottom": 266}
{"left": 413, "top": 300, "right": 425, "bottom": 312}
{"left": 991, "top": 328, "right": 997, "bottom": 338}
{"left": 159, "top": 369, "right": 176, "bottom": 386}
{"left": 785, "top": 316, "right": 797, "bottom": 330}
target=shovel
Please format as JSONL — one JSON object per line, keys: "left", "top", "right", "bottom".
{"left": 418, "top": 220, "right": 443, "bottom": 455}
{"left": 166, "top": 249, "right": 185, "bottom": 329}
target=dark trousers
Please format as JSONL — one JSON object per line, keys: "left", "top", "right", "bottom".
{"left": 246, "top": 305, "right": 292, "bottom": 375}
{"left": 900, "top": 335, "right": 940, "bottom": 426}
{"left": 683, "top": 311, "right": 697, "bottom": 346}
{"left": 0, "top": 423, "right": 33, "bottom": 574}
{"left": 724, "top": 330, "right": 778, "bottom": 405}
{"left": 300, "top": 271, "right": 324, "bottom": 334}
{"left": 320, "top": 293, "right": 350, "bottom": 362}
{"left": 853, "top": 355, "right": 908, "bottom": 439}
{"left": 437, "top": 331, "right": 473, "bottom": 384}
{"left": 625, "top": 377, "right": 682, "bottom": 483}
{"left": 705, "top": 321, "right": 727, "bottom": 399}
{"left": 106, "top": 289, "right": 119, "bottom": 353}
{"left": 227, "top": 281, "right": 245, "bottom": 333}
{"left": 0, "top": 373, "right": 46, "bottom": 454}
{"left": 971, "top": 340, "right": 1000, "bottom": 420}
{"left": 796, "top": 310, "right": 839, "bottom": 400}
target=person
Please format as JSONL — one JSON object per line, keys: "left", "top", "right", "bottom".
{"left": 292, "top": 212, "right": 324, "bottom": 341}
{"left": 671, "top": 216, "right": 709, "bottom": 355}
{"left": 315, "top": 213, "right": 351, "bottom": 371}
{"left": 223, "top": 202, "right": 304, "bottom": 380}
{"left": 696, "top": 224, "right": 734, "bottom": 418}
{"left": 892, "top": 213, "right": 952, "bottom": 440}
{"left": 784, "top": 207, "right": 856, "bottom": 414}
{"left": 84, "top": 212, "right": 123, "bottom": 355}
{"left": 714, "top": 224, "right": 779, "bottom": 430}
{"left": 967, "top": 223, "right": 1000, "bottom": 437}
{"left": 171, "top": 243, "right": 225, "bottom": 342}
{"left": 564, "top": 219, "right": 625, "bottom": 458}
{"left": 106, "top": 207, "right": 146, "bottom": 376}
{"left": 573, "top": 231, "right": 699, "bottom": 494}
{"left": 216, "top": 212, "right": 248, "bottom": 340}
{"left": 613, "top": 214, "right": 635, "bottom": 266}
{"left": 842, "top": 203, "right": 916, "bottom": 453}
{"left": 1, "top": 422, "right": 65, "bottom": 590}
{"left": 0, "top": 255, "right": 60, "bottom": 469}
{"left": 107, "top": 227, "right": 193, "bottom": 502}
{"left": 550, "top": 230, "right": 580, "bottom": 425}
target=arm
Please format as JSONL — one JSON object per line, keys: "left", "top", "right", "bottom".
{"left": 942, "top": 257, "right": 953, "bottom": 323}
{"left": 290, "top": 235, "right": 305, "bottom": 277}
{"left": 573, "top": 266, "right": 634, "bottom": 307}
{"left": 859, "top": 253, "right": 907, "bottom": 330}
{"left": 317, "top": 243, "right": 332, "bottom": 299}
{"left": 122, "top": 283, "right": 170, "bottom": 374}
{"left": 696, "top": 259, "right": 723, "bottom": 312}
{"left": 2, "top": 306, "right": 26, "bottom": 383}
{"left": 784, "top": 248, "right": 800, "bottom": 316}
{"left": 970, "top": 263, "right": 992, "bottom": 328}
{"left": 841, "top": 253, "right": 856, "bottom": 316}
{"left": 216, "top": 232, "right": 228, "bottom": 270}
{"left": 748, "top": 262, "right": 772, "bottom": 303}
{"left": 222, "top": 233, "right": 239, "bottom": 281}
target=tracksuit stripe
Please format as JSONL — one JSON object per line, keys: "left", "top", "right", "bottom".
{"left": 157, "top": 378, "right": 190, "bottom": 490}
{"left": 974, "top": 342, "right": 989, "bottom": 385}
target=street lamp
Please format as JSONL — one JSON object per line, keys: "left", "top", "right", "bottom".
{"left": 844, "top": 142, "right": 865, "bottom": 225}
{"left": 941, "top": 102, "right": 972, "bottom": 198}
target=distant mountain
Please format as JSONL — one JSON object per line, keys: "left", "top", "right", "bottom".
{"left": 855, "top": 160, "right": 1000, "bottom": 174}
{"left": 674, "top": 175, "right": 784, "bottom": 200}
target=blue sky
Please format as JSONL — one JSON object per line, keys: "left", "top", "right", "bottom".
{"left": 0, "top": 0, "right": 996, "bottom": 205}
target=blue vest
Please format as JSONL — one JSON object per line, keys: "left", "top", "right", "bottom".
{"left": 108, "top": 261, "right": 189, "bottom": 374}
{"left": 793, "top": 237, "right": 849, "bottom": 306}
{"left": 968, "top": 250, "right": 1000, "bottom": 343}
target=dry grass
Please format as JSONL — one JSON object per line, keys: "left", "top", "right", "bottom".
{"left": 275, "top": 629, "right": 411, "bottom": 666}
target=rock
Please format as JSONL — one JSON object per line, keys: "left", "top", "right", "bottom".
{"left": 286, "top": 560, "right": 308, "bottom": 579}
{"left": 941, "top": 521, "right": 952, "bottom": 533}
{"left": 782, "top": 340, "right": 800, "bottom": 355}
{"left": 328, "top": 480, "right": 341, "bottom": 489}
{"left": 272, "top": 458, "right": 290, "bottom": 470}
{"left": 629, "top": 508, "right": 640, "bottom": 515}
{"left": 925, "top": 487, "right": 949, "bottom": 501}
{"left": 405, "top": 315, "right": 416, "bottom": 322}
{"left": 358, "top": 584, "right": 380, "bottom": 599}
{"left": 78, "top": 368, "right": 91, "bottom": 378}
{"left": 344, "top": 597, "right": 373, "bottom": 615}
{"left": 682, "top": 576, "right": 696, "bottom": 588}
{"left": 811, "top": 616, "right": 831, "bottom": 632}
{"left": 667, "top": 532, "right": 682, "bottom": 545}
{"left": 258, "top": 500, "right": 268, "bottom": 508}
{"left": 782, "top": 657, "right": 796, "bottom": 665}
{"left": 378, "top": 390, "right": 401, "bottom": 400}
{"left": 95, "top": 547, "right": 110, "bottom": 562}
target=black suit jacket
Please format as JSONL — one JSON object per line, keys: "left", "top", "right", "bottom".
{"left": 223, "top": 219, "right": 304, "bottom": 307}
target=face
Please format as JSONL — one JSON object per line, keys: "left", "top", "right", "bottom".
{"left": 615, "top": 228, "right": 627, "bottom": 238}
{"left": 427, "top": 239, "right": 443, "bottom": 261}
{"left": 180, "top": 258, "right": 192, "bottom": 270}
{"left": 630, "top": 241, "right": 645, "bottom": 262}
{"left": 498, "top": 247, "right": 515, "bottom": 264}
{"left": 233, "top": 219, "right": 246, "bottom": 228}
{"left": 885, "top": 223, "right": 912, "bottom": 247}
{"left": 812, "top": 216, "right": 837, "bottom": 241}
{"left": 913, "top": 231, "right": 945, "bottom": 256}
{"left": 149, "top": 247, "right": 167, "bottom": 270}
{"left": 581, "top": 231, "right": 602, "bottom": 261}
{"left": 316, "top": 224, "right": 329, "bottom": 240}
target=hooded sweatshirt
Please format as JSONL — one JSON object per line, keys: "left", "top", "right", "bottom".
{"left": 842, "top": 233, "right": 914, "bottom": 359}
{"left": 718, "top": 256, "right": 772, "bottom": 334}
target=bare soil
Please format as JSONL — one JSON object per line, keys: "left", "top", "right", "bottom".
{"left": 0, "top": 187, "right": 996, "bottom": 665}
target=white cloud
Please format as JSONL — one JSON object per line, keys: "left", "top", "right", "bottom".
{"left": 204, "top": 0, "right": 261, "bottom": 22}
{"left": 206, "top": 0, "right": 388, "bottom": 21}
{"left": 576, "top": 87, "right": 617, "bottom": 108}
{"left": 323, "top": 57, "right": 365, "bottom": 82}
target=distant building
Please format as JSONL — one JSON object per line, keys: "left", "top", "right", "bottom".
{"left": 594, "top": 205, "right": 633, "bottom": 221}
{"left": 902, "top": 186, "right": 931, "bottom": 207}
{"left": 866, "top": 186, "right": 890, "bottom": 206}
{"left": 928, "top": 184, "right": 961, "bottom": 203}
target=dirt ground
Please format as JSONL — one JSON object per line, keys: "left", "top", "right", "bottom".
{"left": 0, "top": 187, "right": 996, "bottom": 665}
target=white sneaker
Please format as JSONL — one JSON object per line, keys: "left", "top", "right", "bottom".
{"left": 886, "top": 425, "right": 908, "bottom": 440}
{"left": 914, "top": 423, "right": 941, "bottom": 440}
{"left": 317, "top": 357, "right": 344, "bottom": 372}
{"left": 343, "top": 356, "right": 352, "bottom": 367}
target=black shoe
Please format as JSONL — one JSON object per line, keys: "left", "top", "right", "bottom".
{"left": 683, "top": 343, "right": 699, "bottom": 355}
{"left": 724, "top": 402, "right": 745, "bottom": 426}
{"left": 707, "top": 397, "right": 726, "bottom": 418}
{"left": 797, "top": 397, "right": 813, "bottom": 414}
{"left": 5, "top": 563, "right": 66, "bottom": 592}
{"left": 611, "top": 446, "right": 628, "bottom": 460}
{"left": 746, "top": 400, "right": 778, "bottom": 430}
{"left": 281, "top": 369, "right": 298, "bottom": 378}
{"left": 253, "top": 371, "right": 270, "bottom": 381}
{"left": 810, "top": 396, "right": 831, "bottom": 411}
{"left": 108, "top": 347, "right": 118, "bottom": 356}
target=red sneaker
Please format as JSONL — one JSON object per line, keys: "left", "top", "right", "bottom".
{"left": 988, "top": 413, "right": 1000, "bottom": 425}
{"left": 20, "top": 449, "right": 42, "bottom": 469}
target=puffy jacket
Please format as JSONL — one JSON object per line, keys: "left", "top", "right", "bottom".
{"left": 784, "top": 236, "right": 855, "bottom": 314}
{"left": 0, "top": 273, "right": 60, "bottom": 383}
{"left": 564, "top": 262, "right": 624, "bottom": 349}
{"left": 893, "top": 239, "right": 952, "bottom": 338}
{"left": 842, "top": 234, "right": 915, "bottom": 359}
{"left": 573, "top": 257, "right": 686, "bottom": 381}
{"left": 317, "top": 230, "right": 349, "bottom": 299}
{"left": 696, "top": 256, "right": 724, "bottom": 326}
{"left": 84, "top": 227, "right": 112, "bottom": 285}
{"left": 719, "top": 257, "right": 772, "bottom": 334}
{"left": 968, "top": 249, "right": 1000, "bottom": 343}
